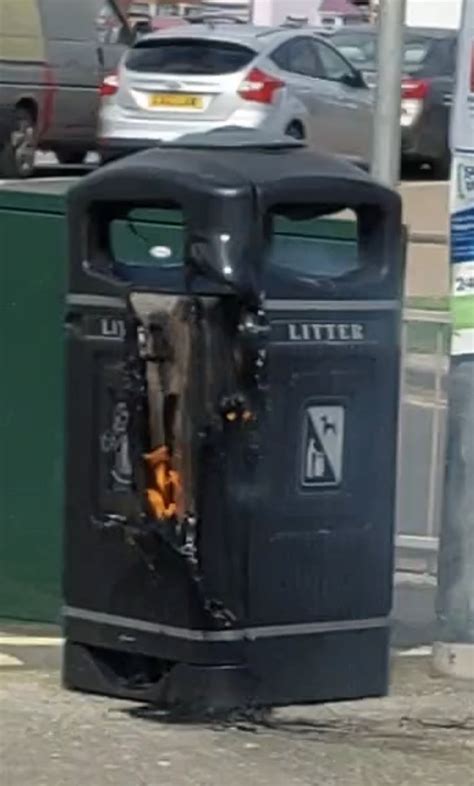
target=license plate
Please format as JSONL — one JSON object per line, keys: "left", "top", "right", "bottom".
{"left": 148, "top": 93, "right": 203, "bottom": 109}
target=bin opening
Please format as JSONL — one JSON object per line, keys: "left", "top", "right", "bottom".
{"left": 267, "top": 208, "right": 360, "bottom": 282}
{"left": 111, "top": 213, "right": 184, "bottom": 269}
{"left": 270, "top": 203, "right": 348, "bottom": 221}
{"left": 109, "top": 209, "right": 360, "bottom": 290}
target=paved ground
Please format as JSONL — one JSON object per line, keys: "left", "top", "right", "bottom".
{"left": 392, "top": 574, "right": 437, "bottom": 648}
{"left": 0, "top": 634, "right": 472, "bottom": 786}
{"left": 399, "top": 180, "right": 449, "bottom": 299}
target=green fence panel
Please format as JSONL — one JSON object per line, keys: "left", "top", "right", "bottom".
{"left": 0, "top": 179, "right": 357, "bottom": 623}
{"left": 0, "top": 207, "right": 66, "bottom": 622}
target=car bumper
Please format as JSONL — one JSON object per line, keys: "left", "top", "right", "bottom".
{"left": 98, "top": 102, "right": 283, "bottom": 146}
{"left": 401, "top": 119, "right": 446, "bottom": 163}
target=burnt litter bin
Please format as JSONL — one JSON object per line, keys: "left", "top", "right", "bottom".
{"left": 63, "top": 132, "right": 404, "bottom": 711}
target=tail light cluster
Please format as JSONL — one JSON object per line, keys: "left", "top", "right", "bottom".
{"left": 99, "top": 66, "right": 285, "bottom": 106}
{"left": 400, "top": 77, "right": 430, "bottom": 128}
{"left": 401, "top": 77, "right": 429, "bottom": 100}
{"left": 238, "top": 68, "right": 285, "bottom": 104}
{"left": 100, "top": 73, "right": 119, "bottom": 98}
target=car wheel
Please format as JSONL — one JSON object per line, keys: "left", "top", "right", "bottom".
{"left": 55, "top": 149, "right": 88, "bottom": 166}
{"left": 0, "top": 108, "right": 37, "bottom": 178}
{"left": 285, "top": 122, "right": 305, "bottom": 141}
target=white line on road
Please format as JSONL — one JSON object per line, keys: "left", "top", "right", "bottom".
{"left": 0, "top": 653, "right": 24, "bottom": 667}
{"left": 0, "top": 636, "right": 63, "bottom": 647}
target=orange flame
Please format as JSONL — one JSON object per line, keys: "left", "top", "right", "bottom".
{"left": 144, "top": 445, "right": 181, "bottom": 520}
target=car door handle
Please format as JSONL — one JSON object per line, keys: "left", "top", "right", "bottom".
{"left": 97, "top": 46, "right": 105, "bottom": 68}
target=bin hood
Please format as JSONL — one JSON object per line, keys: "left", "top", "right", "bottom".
{"left": 68, "top": 130, "right": 400, "bottom": 305}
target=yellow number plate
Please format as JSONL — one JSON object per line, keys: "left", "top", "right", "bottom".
{"left": 148, "top": 93, "right": 203, "bottom": 109}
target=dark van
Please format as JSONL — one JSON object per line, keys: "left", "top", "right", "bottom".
{"left": 0, "top": 0, "right": 133, "bottom": 177}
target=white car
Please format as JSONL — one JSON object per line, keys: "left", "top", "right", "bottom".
{"left": 98, "top": 22, "right": 372, "bottom": 165}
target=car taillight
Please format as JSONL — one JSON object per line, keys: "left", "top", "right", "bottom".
{"left": 400, "top": 78, "right": 429, "bottom": 127}
{"left": 238, "top": 68, "right": 285, "bottom": 104}
{"left": 401, "top": 78, "right": 429, "bottom": 100}
{"left": 100, "top": 74, "right": 119, "bottom": 98}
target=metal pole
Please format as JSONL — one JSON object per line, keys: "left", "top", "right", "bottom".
{"left": 426, "top": 327, "right": 445, "bottom": 538}
{"left": 433, "top": 0, "right": 474, "bottom": 682}
{"left": 370, "top": 0, "right": 407, "bottom": 187}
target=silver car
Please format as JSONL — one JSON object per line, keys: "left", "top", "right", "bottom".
{"left": 99, "top": 24, "right": 373, "bottom": 165}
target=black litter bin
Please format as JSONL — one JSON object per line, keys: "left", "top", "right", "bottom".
{"left": 63, "top": 132, "right": 404, "bottom": 710}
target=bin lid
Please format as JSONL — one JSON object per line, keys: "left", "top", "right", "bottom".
{"left": 160, "top": 127, "right": 305, "bottom": 150}
{"left": 72, "top": 128, "right": 398, "bottom": 219}
{"left": 68, "top": 130, "right": 401, "bottom": 303}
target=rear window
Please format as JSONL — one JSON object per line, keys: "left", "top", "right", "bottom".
{"left": 125, "top": 39, "right": 256, "bottom": 75}
{"left": 331, "top": 31, "right": 438, "bottom": 74}
{"left": 403, "top": 38, "right": 433, "bottom": 72}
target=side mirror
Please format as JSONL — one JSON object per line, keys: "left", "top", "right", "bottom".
{"left": 341, "top": 69, "right": 367, "bottom": 89}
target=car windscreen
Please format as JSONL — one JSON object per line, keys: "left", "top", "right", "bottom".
{"left": 331, "top": 31, "right": 437, "bottom": 75}
{"left": 125, "top": 38, "right": 256, "bottom": 74}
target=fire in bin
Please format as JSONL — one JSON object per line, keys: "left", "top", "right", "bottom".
{"left": 144, "top": 445, "right": 182, "bottom": 520}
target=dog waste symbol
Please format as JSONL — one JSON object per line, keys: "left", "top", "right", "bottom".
{"left": 302, "top": 405, "right": 345, "bottom": 487}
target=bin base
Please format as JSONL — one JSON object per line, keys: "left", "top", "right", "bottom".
{"left": 63, "top": 624, "right": 390, "bottom": 712}
{"left": 63, "top": 640, "right": 254, "bottom": 712}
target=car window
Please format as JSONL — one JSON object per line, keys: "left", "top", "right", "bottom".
{"left": 272, "top": 38, "right": 322, "bottom": 78}
{"left": 271, "top": 41, "right": 292, "bottom": 71}
{"left": 0, "top": 0, "right": 44, "bottom": 61}
{"left": 313, "top": 41, "right": 353, "bottom": 82}
{"left": 404, "top": 36, "right": 455, "bottom": 76}
{"left": 330, "top": 31, "right": 432, "bottom": 74}
{"left": 331, "top": 30, "right": 455, "bottom": 78}
{"left": 289, "top": 40, "right": 320, "bottom": 78}
{"left": 125, "top": 39, "right": 256, "bottom": 75}
{"left": 331, "top": 32, "right": 378, "bottom": 70}
{"left": 403, "top": 38, "right": 432, "bottom": 69}
{"left": 418, "top": 37, "right": 457, "bottom": 77}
